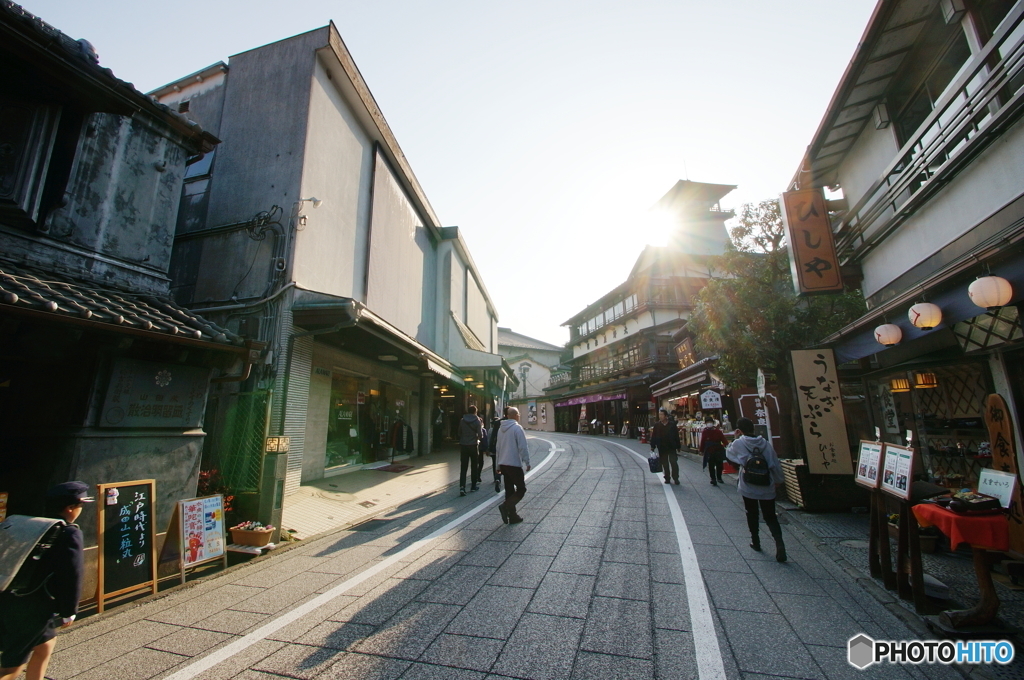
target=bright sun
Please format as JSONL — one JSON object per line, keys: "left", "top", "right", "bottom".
{"left": 639, "top": 208, "right": 678, "bottom": 246}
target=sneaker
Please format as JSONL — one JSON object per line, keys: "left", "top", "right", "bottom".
{"left": 471, "top": 484, "right": 479, "bottom": 492}
{"left": 664, "top": 478, "right": 671, "bottom": 484}
{"left": 508, "top": 514, "right": 524, "bottom": 524}
{"left": 498, "top": 504, "right": 509, "bottom": 524}
{"left": 674, "top": 479, "right": 680, "bottom": 485}
{"left": 460, "top": 488, "right": 466, "bottom": 497}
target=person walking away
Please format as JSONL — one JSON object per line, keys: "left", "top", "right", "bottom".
{"left": 487, "top": 407, "right": 510, "bottom": 493}
{"left": 700, "top": 416, "right": 728, "bottom": 486}
{"left": 650, "top": 408, "right": 681, "bottom": 485}
{"left": 0, "top": 482, "right": 90, "bottom": 680}
{"left": 726, "top": 417, "right": 787, "bottom": 562}
{"left": 496, "top": 407, "right": 531, "bottom": 524}
{"left": 458, "top": 405, "right": 484, "bottom": 495}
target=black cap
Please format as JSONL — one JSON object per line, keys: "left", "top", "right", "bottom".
{"left": 46, "top": 481, "right": 95, "bottom": 503}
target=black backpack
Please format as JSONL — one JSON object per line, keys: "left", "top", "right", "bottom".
{"left": 1, "top": 517, "right": 66, "bottom": 596}
{"left": 742, "top": 442, "right": 772, "bottom": 486}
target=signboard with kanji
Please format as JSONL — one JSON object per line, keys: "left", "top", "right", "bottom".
{"left": 780, "top": 189, "right": 844, "bottom": 295}
{"left": 100, "top": 359, "right": 212, "bottom": 428}
{"left": 96, "top": 479, "right": 157, "bottom": 612}
{"left": 791, "top": 349, "right": 852, "bottom": 474}
{"left": 700, "top": 390, "right": 722, "bottom": 410}
{"left": 854, "top": 441, "right": 884, "bottom": 489}
{"left": 978, "top": 469, "right": 1016, "bottom": 509}
{"left": 984, "top": 393, "right": 1023, "bottom": 553}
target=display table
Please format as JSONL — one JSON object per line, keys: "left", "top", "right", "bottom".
{"left": 913, "top": 504, "right": 1009, "bottom": 628}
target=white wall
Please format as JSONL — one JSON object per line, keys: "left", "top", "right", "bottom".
{"left": 366, "top": 153, "right": 437, "bottom": 346}
{"left": 837, "top": 121, "right": 899, "bottom": 211}
{"left": 466, "top": 271, "right": 490, "bottom": 349}
{"left": 293, "top": 57, "right": 375, "bottom": 299}
{"left": 861, "top": 117, "right": 1024, "bottom": 296}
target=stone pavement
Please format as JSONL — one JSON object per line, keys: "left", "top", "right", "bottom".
{"left": 44, "top": 433, "right": 972, "bottom": 679}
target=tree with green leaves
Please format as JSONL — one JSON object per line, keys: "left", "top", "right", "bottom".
{"left": 689, "top": 199, "right": 865, "bottom": 455}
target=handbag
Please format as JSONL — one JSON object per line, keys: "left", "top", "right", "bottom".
{"left": 648, "top": 452, "right": 662, "bottom": 474}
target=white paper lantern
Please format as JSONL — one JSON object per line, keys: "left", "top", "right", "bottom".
{"left": 908, "top": 302, "right": 942, "bottom": 330}
{"left": 874, "top": 324, "right": 902, "bottom": 346}
{"left": 968, "top": 276, "right": 1013, "bottom": 310}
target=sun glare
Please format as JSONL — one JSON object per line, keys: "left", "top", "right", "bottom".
{"left": 640, "top": 208, "right": 678, "bottom": 246}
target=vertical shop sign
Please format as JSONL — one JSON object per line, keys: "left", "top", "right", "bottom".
{"left": 984, "top": 393, "right": 1023, "bottom": 553}
{"left": 780, "top": 189, "right": 844, "bottom": 295}
{"left": 96, "top": 479, "right": 157, "bottom": 612}
{"left": 527, "top": 400, "right": 537, "bottom": 424}
{"left": 791, "top": 349, "right": 852, "bottom": 474}
{"left": 877, "top": 385, "right": 900, "bottom": 434}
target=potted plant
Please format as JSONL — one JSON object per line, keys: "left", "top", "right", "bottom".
{"left": 230, "top": 520, "right": 275, "bottom": 547}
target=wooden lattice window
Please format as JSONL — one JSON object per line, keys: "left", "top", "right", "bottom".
{"left": 952, "top": 306, "right": 1022, "bottom": 353}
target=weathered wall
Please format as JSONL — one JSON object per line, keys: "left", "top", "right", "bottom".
{"left": 466, "top": 271, "right": 490, "bottom": 350}
{"left": 43, "top": 112, "right": 187, "bottom": 291}
{"left": 836, "top": 119, "right": 899, "bottom": 212}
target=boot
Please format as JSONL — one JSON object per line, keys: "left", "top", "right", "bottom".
{"left": 749, "top": 535, "right": 762, "bottom": 552}
{"left": 771, "top": 527, "right": 787, "bottom": 562}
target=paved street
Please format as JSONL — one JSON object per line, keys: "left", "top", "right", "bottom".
{"left": 46, "top": 434, "right": 963, "bottom": 680}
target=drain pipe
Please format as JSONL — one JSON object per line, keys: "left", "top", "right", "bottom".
{"left": 211, "top": 340, "right": 266, "bottom": 384}
{"left": 278, "top": 300, "right": 360, "bottom": 434}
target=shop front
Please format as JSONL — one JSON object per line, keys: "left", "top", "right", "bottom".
{"left": 553, "top": 384, "right": 649, "bottom": 438}
{"left": 651, "top": 359, "right": 736, "bottom": 450}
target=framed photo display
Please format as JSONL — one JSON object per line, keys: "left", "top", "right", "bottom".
{"left": 854, "top": 441, "right": 884, "bottom": 489}
{"left": 880, "top": 444, "right": 915, "bottom": 500}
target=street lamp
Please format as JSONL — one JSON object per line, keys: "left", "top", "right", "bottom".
{"left": 519, "top": 364, "right": 530, "bottom": 400}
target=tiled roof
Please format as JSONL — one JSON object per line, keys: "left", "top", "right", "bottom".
{"left": 1, "top": 1, "right": 216, "bottom": 152}
{"left": 0, "top": 264, "right": 243, "bottom": 346}
{"left": 497, "top": 328, "right": 562, "bottom": 351}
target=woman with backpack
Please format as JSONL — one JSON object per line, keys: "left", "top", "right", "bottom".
{"left": 726, "top": 418, "right": 787, "bottom": 562}
{"left": 699, "top": 416, "right": 728, "bottom": 486}
{"left": 0, "top": 482, "right": 89, "bottom": 680}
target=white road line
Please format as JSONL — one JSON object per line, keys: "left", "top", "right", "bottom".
{"left": 163, "top": 438, "right": 560, "bottom": 680}
{"left": 605, "top": 439, "right": 727, "bottom": 680}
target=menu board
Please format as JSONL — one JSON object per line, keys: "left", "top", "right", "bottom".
{"left": 96, "top": 480, "right": 157, "bottom": 611}
{"left": 854, "top": 441, "right": 884, "bottom": 489}
{"left": 978, "top": 469, "right": 1017, "bottom": 509}
{"left": 880, "top": 444, "right": 914, "bottom": 500}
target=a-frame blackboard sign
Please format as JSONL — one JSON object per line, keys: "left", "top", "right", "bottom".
{"left": 96, "top": 479, "right": 157, "bottom": 612}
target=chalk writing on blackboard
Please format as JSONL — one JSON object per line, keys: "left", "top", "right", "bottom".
{"left": 97, "top": 480, "right": 157, "bottom": 611}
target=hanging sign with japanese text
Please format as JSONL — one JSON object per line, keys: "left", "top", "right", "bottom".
{"left": 96, "top": 479, "right": 157, "bottom": 612}
{"left": 878, "top": 385, "right": 900, "bottom": 434}
{"left": 791, "top": 349, "right": 852, "bottom": 474}
{"left": 700, "top": 390, "right": 722, "bottom": 410}
{"left": 100, "top": 359, "right": 212, "bottom": 428}
{"left": 984, "top": 393, "right": 1023, "bottom": 553}
{"left": 879, "top": 444, "right": 914, "bottom": 500}
{"left": 854, "top": 440, "right": 884, "bottom": 489}
{"left": 780, "top": 189, "right": 844, "bottom": 295}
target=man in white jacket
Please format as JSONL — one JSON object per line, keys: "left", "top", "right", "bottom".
{"left": 495, "top": 407, "right": 531, "bottom": 524}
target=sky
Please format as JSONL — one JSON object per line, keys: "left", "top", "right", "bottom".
{"left": 23, "top": 0, "right": 877, "bottom": 347}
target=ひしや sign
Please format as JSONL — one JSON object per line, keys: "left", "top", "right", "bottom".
{"left": 780, "top": 188, "right": 844, "bottom": 295}
{"left": 791, "top": 349, "right": 852, "bottom": 474}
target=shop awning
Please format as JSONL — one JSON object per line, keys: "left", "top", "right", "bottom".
{"left": 552, "top": 374, "right": 652, "bottom": 404}
{"left": 291, "top": 288, "right": 459, "bottom": 379}
{"left": 650, "top": 357, "right": 717, "bottom": 397}
{"left": 0, "top": 263, "right": 245, "bottom": 351}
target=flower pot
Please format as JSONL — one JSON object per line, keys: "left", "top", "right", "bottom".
{"left": 230, "top": 528, "right": 273, "bottom": 547}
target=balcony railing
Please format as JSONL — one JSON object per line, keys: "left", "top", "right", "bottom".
{"left": 836, "top": 4, "right": 1024, "bottom": 262}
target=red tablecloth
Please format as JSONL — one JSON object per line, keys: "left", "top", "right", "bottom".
{"left": 913, "top": 504, "right": 1010, "bottom": 552}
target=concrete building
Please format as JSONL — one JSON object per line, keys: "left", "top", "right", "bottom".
{"left": 547, "top": 180, "right": 735, "bottom": 436}
{"left": 151, "top": 24, "right": 514, "bottom": 503}
{"left": 789, "top": 0, "right": 1024, "bottom": 491}
{"left": 0, "top": 2, "right": 250, "bottom": 595}
{"left": 498, "top": 327, "right": 564, "bottom": 431}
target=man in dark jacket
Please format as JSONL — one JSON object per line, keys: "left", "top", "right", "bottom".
{"left": 650, "top": 408, "right": 681, "bottom": 485}
{"left": 458, "top": 406, "right": 484, "bottom": 495}
{"left": 0, "top": 482, "right": 89, "bottom": 680}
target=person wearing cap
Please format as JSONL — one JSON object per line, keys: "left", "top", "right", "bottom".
{"left": 0, "top": 482, "right": 90, "bottom": 680}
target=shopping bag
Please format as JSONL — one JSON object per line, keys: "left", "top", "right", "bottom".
{"left": 648, "top": 452, "right": 662, "bottom": 474}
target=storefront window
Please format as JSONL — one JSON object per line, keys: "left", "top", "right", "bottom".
{"left": 326, "top": 375, "right": 365, "bottom": 468}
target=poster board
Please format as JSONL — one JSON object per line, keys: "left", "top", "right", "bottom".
{"left": 160, "top": 495, "right": 227, "bottom": 584}
{"left": 879, "top": 444, "right": 914, "bottom": 500}
{"left": 96, "top": 479, "right": 157, "bottom": 612}
{"left": 854, "top": 440, "right": 884, "bottom": 489}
